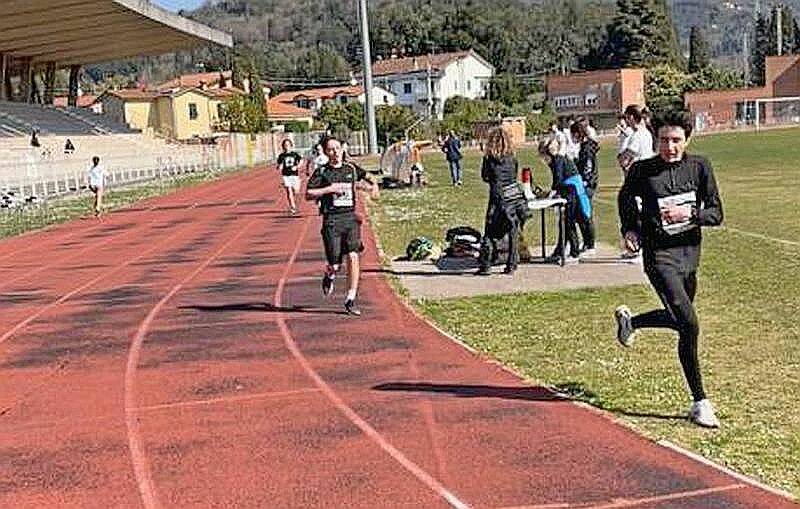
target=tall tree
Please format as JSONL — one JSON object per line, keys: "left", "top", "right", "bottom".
{"left": 768, "top": 4, "right": 796, "bottom": 56}
{"left": 750, "top": 14, "right": 770, "bottom": 86}
{"left": 601, "top": 0, "right": 684, "bottom": 69}
{"left": 688, "top": 25, "right": 710, "bottom": 73}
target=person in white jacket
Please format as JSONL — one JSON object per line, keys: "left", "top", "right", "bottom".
{"left": 87, "top": 156, "right": 108, "bottom": 217}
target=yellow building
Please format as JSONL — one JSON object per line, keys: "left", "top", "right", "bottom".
{"left": 98, "top": 86, "right": 243, "bottom": 140}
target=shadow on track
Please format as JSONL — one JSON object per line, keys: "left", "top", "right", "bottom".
{"left": 179, "top": 302, "right": 346, "bottom": 315}
{"left": 374, "top": 381, "right": 687, "bottom": 421}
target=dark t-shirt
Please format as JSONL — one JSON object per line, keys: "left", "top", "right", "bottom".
{"left": 277, "top": 151, "right": 302, "bottom": 176}
{"left": 307, "top": 162, "right": 368, "bottom": 216}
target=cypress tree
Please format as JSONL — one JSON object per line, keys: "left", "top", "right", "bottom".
{"left": 688, "top": 25, "right": 710, "bottom": 73}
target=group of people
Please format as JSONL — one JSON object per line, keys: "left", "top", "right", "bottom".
{"left": 279, "top": 115, "right": 725, "bottom": 428}
{"left": 474, "top": 109, "right": 724, "bottom": 428}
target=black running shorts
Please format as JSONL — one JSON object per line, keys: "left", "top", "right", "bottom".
{"left": 321, "top": 214, "right": 363, "bottom": 266}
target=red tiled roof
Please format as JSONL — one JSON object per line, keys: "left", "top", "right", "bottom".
{"left": 684, "top": 87, "right": 768, "bottom": 105}
{"left": 155, "top": 71, "right": 232, "bottom": 91}
{"left": 267, "top": 99, "right": 314, "bottom": 119}
{"left": 53, "top": 94, "right": 98, "bottom": 107}
{"left": 372, "top": 50, "right": 486, "bottom": 76}
{"left": 105, "top": 89, "right": 161, "bottom": 100}
{"left": 205, "top": 87, "right": 246, "bottom": 98}
{"left": 272, "top": 85, "right": 364, "bottom": 104}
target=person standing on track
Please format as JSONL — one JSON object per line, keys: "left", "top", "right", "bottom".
{"left": 87, "top": 155, "right": 108, "bottom": 217}
{"left": 615, "top": 110, "right": 724, "bottom": 428}
{"left": 306, "top": 136, "right": 379, "bottom": 316}
{"left": 276, "top": 138, "right": 302, "bottom": 215}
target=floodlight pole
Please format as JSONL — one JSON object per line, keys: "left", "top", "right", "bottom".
{"left": 358, "top": 0, "right": 379, "bottom": 154}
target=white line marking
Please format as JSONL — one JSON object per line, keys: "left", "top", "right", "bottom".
{"left": 125, "top": 220, "right": 255, "bottom": 509}
{"left": 658, "top": 440, "right": 797, "bottom": 500}
{"left": 274, "top": 217, "right": 472, "bottom": 509}
{"left": 136, "top": 388, "right": 320, "bottom": 413}
{"left": 499, "top": 484, "right": 745, "bottom": 509}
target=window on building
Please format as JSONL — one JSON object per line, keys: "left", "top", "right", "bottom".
{"left": 585, "top": 93, "right": 599, "bottom": 107}
{"left": 217, "top": 103, "right": 225, "bottom": 118}
{"left": 467, "top": 80, "right": 471, "bottom": 91}
{"left": 338, "top": 95, "right": 348, "bottom": 104}
{"left": 554, "top": 95, "right": 581, "bottom": 109}
{"left": 188, "top": 103, "right": 198, "bottom": 120}
{"left": 403, "top": 83, "right": 413, "bottom": 94}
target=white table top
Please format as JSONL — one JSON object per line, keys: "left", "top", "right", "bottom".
{"left": 528, "top": 197, "right": 567, "bottom": 210}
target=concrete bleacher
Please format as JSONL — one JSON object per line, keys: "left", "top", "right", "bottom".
{"left": 0, "top": 101, "right": 139, "bottom": 137}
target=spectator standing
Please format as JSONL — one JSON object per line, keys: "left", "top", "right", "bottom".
{"left": 442, "top": 130, "right": 463, "bottom": 186}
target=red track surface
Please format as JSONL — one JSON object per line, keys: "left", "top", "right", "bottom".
{"left": 0, "top": 168, "right": 796, "bottom": 509}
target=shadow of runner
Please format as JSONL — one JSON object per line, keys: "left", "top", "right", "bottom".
{"left": 372, "top": 382, "right": 569, "bottom": 401}
{"left": 179, "top": 302, "right": 346, "bottom": 315}
{"left": 554, "top": 382, "right": 686, "bottom": 421}
{"left": 374, "top": 382, "right": 687, "bottom": 421}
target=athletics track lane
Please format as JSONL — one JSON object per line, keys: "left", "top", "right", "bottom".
{"left": 0, "top": 167, "right": 796, "bottom": 508}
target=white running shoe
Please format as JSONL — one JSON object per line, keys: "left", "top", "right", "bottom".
{"left": 614, "top": 305, "right": 636, "bottom": 347}
{"left": 689, "top": 399, "right": 720, "bottom": 428}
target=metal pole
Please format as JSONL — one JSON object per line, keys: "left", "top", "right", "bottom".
{"left": 777, "top": 5, "right": 783, "bottom": 56}
{"left": 358, "top": 0, "right": 378, "bottom": 154}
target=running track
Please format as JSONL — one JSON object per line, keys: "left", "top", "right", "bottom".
{"left": 0, "top": 168, "right": 796, "bottom": 509}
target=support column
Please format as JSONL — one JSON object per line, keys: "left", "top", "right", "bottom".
{"left": 19, "top": 58, "right": 31, "bottom": 104}
{"left": 68, "top": 64, "right": 80, "bottom": 107}
{"left": 0, "top": 54, "right": 8, "bottom": 101}
{"left": 43, "top": 62, "right": 56, "bottom": 105}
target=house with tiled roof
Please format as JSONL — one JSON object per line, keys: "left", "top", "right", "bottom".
{"left": 271, "top": 85, "right": 395, "bottom": 112}
{"left": 97, "top": 85, "right": 246, "bottom": 140}
{"left": 371, "top": 49, "right": 495, "bottom": 119}
{"left": 266, "top": 99, "right": 315, "bottom": 127}
{"left": 154, "top": 71, "right": 234, "bottom": 92}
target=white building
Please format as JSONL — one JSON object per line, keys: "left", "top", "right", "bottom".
{"left": 271, "top": 85, "right": 395, "bottom": 112}
{"left": 371, "top": 50, "right": 495, "bottom": 119}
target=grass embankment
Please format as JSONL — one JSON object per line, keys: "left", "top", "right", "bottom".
{"left": 369, "top": 129, "right": 800, "bottom": 495}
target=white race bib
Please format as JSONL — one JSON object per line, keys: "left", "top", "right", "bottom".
{"left": 333, "top": 185, "right": 354, "bottom": 207}
{"left": 658, "top": 191, "right": 697, "bottom": 235}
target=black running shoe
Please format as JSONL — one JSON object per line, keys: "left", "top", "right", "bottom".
{"left": 344, "top": 299, "right": 361, "bottom": 316}
{"left": 322, "top": 273, "right": 334, "bottom": 296}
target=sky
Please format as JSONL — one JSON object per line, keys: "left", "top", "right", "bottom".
{"left": 153, "top": 0, "right": 206, "bottom": 12}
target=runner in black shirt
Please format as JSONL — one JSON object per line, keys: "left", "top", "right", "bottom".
{"left": 276, "top": 138, "right": 303, "bottom": 215}
{"left": 615, "top": 110, "right": 724, "bottom": 428}
{"left": 306, "top": 136, "right": 379, "bottom": 316}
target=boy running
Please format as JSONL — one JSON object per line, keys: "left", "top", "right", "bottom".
{"left": 615, "top": 111, "right": 724, "bottom": 428}
{"left": 306, "top": 136, "right": 379, "bottom": 316}
{"left": 276, "top": 138, "right": 302, "bottom": 215}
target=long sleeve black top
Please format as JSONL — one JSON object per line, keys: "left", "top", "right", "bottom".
{"left": 618, "top": 154, "right": 723, "bottom": 271}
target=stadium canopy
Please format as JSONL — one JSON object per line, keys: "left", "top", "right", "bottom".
{"left": 0, "top": 0, "right": 233, "bottom": 67}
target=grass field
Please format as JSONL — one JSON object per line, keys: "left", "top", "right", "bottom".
{"left": 0, "top": 169, "right": 243, "bottom": 239}
{"left": 369, "top": 128, "right": 800, "bottom": 495}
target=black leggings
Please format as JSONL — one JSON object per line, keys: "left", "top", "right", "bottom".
{"left": 632, "top": 268, "right": 706, "bottom": 401}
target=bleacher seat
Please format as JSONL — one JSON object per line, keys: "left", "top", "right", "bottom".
{"left": 0, "top": 101, "right": 140, "bottom": 136}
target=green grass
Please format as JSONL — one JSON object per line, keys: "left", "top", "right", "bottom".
{"left": 369, "top": 129, "right": 800, "bottom": 496}
{"left": 0, "top": 170, "right": 242, "bottom": 239}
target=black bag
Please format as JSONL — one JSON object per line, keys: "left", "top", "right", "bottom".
{"left": 445, "top": 226, "right": 482, "bottom": 244}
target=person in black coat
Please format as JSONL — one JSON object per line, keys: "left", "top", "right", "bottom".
{"left": 571, "top": 121, "right": 598, "bottom": 254}
{"left": 476, "top": 127, "right": 528, "bottom": 275}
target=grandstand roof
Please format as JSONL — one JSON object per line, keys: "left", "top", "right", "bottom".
{"left": 1, "top": 0, "right": 233, "bottom": 67}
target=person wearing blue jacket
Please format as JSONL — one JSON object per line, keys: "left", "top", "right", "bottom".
{"left": 538, "top": 137, "right": 591, "bottom": 263}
